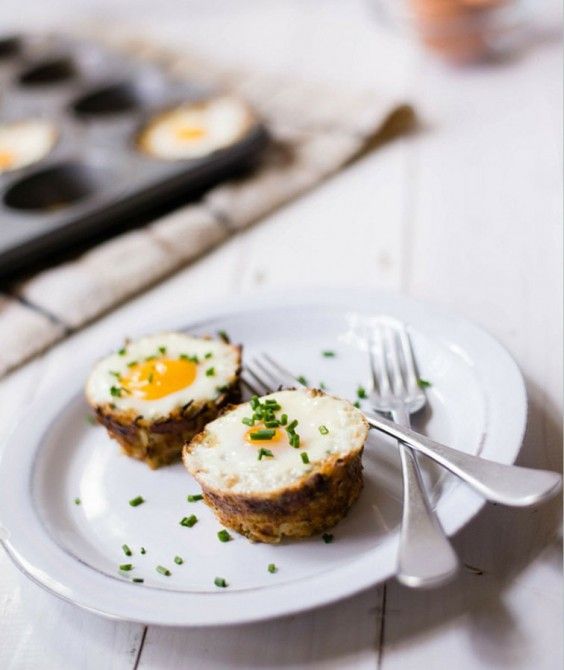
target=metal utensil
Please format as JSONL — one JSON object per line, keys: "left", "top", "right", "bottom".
{"left": 247, "top": 353, "right": 562, "bottom": 507}
{"left": 368, "top": 319, "right": 458, "bottom": 587}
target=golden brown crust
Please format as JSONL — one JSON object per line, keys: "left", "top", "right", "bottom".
{"left": 183, "top": 389, "right": 367, "bottom": 542}
{"left": 89, "top": 343, "right": 241, "bottom": 469}
{"left": 197, "top": 449, "right": 363, "bottom": 543}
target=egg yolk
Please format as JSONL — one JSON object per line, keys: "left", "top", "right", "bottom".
{"left": 0, "top": 151, "right": 14, "bottom": 169}
{"left": 244, "top": 425, "right": 284, "bottom": 445}
{"left": 175, "top": 126, "right": 206, "bottom": 141}
{"left": 120, "top": 358, "right": 197, "bottom": 400}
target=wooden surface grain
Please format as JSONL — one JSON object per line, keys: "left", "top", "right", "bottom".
{"left": 0, "top": 1, "right": 561, "bottom": 668}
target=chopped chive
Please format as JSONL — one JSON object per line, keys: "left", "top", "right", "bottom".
{"left": 205, "top": 367, "right": 215, "bottom": 377}
{"left": 250, "top": 429, "right": 276, "bottom": 441}
{"left": 287, "top": 419, "right": 298, "bottom": 433}
{"left": 122, "top": 544, "right": 132, "bottom": 556}
{"left": 319, "top": 425, "right": 329, "bottom": 435}
{"left": 147, "top": 373, "right": 154, "bottom": 383}
{"left": 242, "top": 417, "right": 255, "bottom": 426}
{"left": 74, "top": 497, "right": 81, "bottom": 505}
{"left": 156, "top": 565, "right": 171, "bottom": 576}
{"left": 290, "top": 433, "right": 300, "bottom": 448}
{"left": 322, "top": 533, "right": 334, "bottom": 544}
{"left": 250, "top": 395, "right": 260, "bottom": 409}
{"left": 110, "top": 386, "right": 122, "bottom": 397}
{"left": 353, "top": 400, "right": 361, "bottom": 409}
{"left": 280, "top": 414, "right": 288, "bottom": 425}
{"left": 319, "top": 381, "right": 327, "bottom": 390}
{"left": 204, "top": 352, "right": 213, "bottom": 359}
{"left": 118, "top": 347, "right": 126, "bottom": 356}
{"left": 140, "top": 547, "right": 146, "bottom": 554}
{"left": 180, "top": 515, "right": 198, "bottom": 527}
{"left": 268, "top": 563, "right": 277, "bottom": 573}
{"left": 264, "top": 420, "right": 279, "bottom": 428}
{"left": 216, "top": 385, "right": 230, "bottom": 393}
{"left": 300, "top": 452, "right": 310, "bottom": 464}
{"left": 214, "top": 577, "right": 228, "bottom": 588}
{"left": 132, "top": 578, "right": 144, "bottom": 583}
{"left": 145, "top": 355, "right": 156, "bottom": 361}
{"left": 322, "top": 350, "right": 336, "bottom": 357}
{"left": 217, "top": 329, "right": 230, "bottom": 343}
{"left": 129, "top": 496, "right": 145, "bottom": 507}
{"left": 297, "top": 375, "right": 308, "bottom": 386}
{"left": 258, "top": 448, "right": 274, "bottom": 460}
{"left": 356, "top": 386, "right": 367, "bottom": 399}
{"left": 109, "top": 370, "right": 121, "bottom": 379}
{"left": 127, "top": 360, "right": 138, "bottom": 368}
{"left": 417, "top": 378, "right": 432, "bottom": 389}
{"left": 187, "top": 494, "right": 203, "bottom": 502}
{"left": 217, "top": 529, "right": 232, "bottom": 543}
{"left": 119, "top": 563, "right": 133, "bottom": 571}
{"left": 158, "top": 345, "right": 167, "bottom": 355}
{"left": 174, "top": 555, "right": 184, "bottom": 565}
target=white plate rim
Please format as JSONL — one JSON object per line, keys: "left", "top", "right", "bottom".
{"left": 0, "top": 288, "right": 528, "bottom": 626}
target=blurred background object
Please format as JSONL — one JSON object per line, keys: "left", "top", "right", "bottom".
{"left": 370, "top": 0, "right": 530, "bottom": 63}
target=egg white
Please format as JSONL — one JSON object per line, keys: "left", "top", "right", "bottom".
{"left": 86, "top": 332, "right": 239, "bottom": 420}
{"left": 137, "top": 96, "right": 253, "bottom": 160}
{"left": 187, "top": 389, "right": 368, "bottom": 494}
{"left": 0, "top": 119, "right": 58, "bottom": 173}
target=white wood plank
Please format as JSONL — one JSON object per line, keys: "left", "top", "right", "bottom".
{"left": 138, "top": 587, "right": 384, "bottom": 670}
{"left": 380, "top": 25, "right": 563, "bottom": 670}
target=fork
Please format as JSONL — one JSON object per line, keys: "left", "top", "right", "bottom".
{"left": 244, "top": 355, "right": 562, "bottom": 507}
{"left": 369, "top": 319, "right": 458, "bottom": 587}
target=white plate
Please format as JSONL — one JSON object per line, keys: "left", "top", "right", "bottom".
{"left": 0, "top": 289, "right": 527, "bottom": 626}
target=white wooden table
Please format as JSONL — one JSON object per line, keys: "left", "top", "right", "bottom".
{"left": 1, "top": 1, "right": 562, "bottom": 668}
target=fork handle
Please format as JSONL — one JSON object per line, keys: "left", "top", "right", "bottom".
{"left": 392, "top": 408, "right": 459, "bottom": 588}
{"left": 365, "top": 411, "right": 562, "bottom": 507}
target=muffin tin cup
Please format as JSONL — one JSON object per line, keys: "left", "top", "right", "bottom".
{"left": 0, "top": 33, "right": 269, "bottom": 281}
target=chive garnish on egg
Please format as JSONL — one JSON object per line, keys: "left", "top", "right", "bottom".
{"left": 118, "top": 347, "right": 127, "bottom": 356}
{"left": 110, "top": 386, "right": 122, "bottom": 397}
{"left": 129, "top": 496, "right": 145, "bottom": 507}
{"left": 319, "top": 425, "right": 329, "bottom": 435}
{"left": 174, "top": 556, "right": 184, "bottom": 565}
{"left": 257, "top": 448, "right": 274, "bottom": 460}
{"left": 217, "top": 330, "right": 230, "bottom": 343}
{"left": 156, "top": 565, "right": 171, "bottom": 576}
{"left": 187, "top": 494, "right": 203, "bottom": 502}
{"left": 205, "top": 367, "right": 215, "bottom": 377}
{"left": 242, "top": 417, "right": 254, "bottom": 426}
{"left": 301, "top": 452, "right": 310, "bottom": 464}
{"left": 158, "top": 346, "right": 167, "bottom": 355}
{"left": 290, "top": 433, "right": 300, "bottom": 448}
{"left": 217, "top": 530, "right": 232, "bottom": 542}
{"left": 297, "top": 375, "right": 308, "bottom": 386}
{"left": 356, "top": 386, "right": 367, "bottom": 399}
{"left": 250, "top": 429, "right": 276, "bottom": 441}
{"left": 122, "top": 544, "right": 132, "bottom": 556}
{"left": 119, "top": 564, "right": 133, "bottom": 571}
{"left": 204, "top": 352, "right": 213, "bottom": 359}
{"left": 280, "top": 413, "right": 288, "bottom": 425}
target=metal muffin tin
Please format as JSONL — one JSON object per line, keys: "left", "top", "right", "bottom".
{"left": 0, "top": 33, "right": 269, "bottom": 280}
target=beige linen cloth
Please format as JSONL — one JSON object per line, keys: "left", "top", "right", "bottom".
{"left": 0, "top": 34, "right": 415, "bottom": 378}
